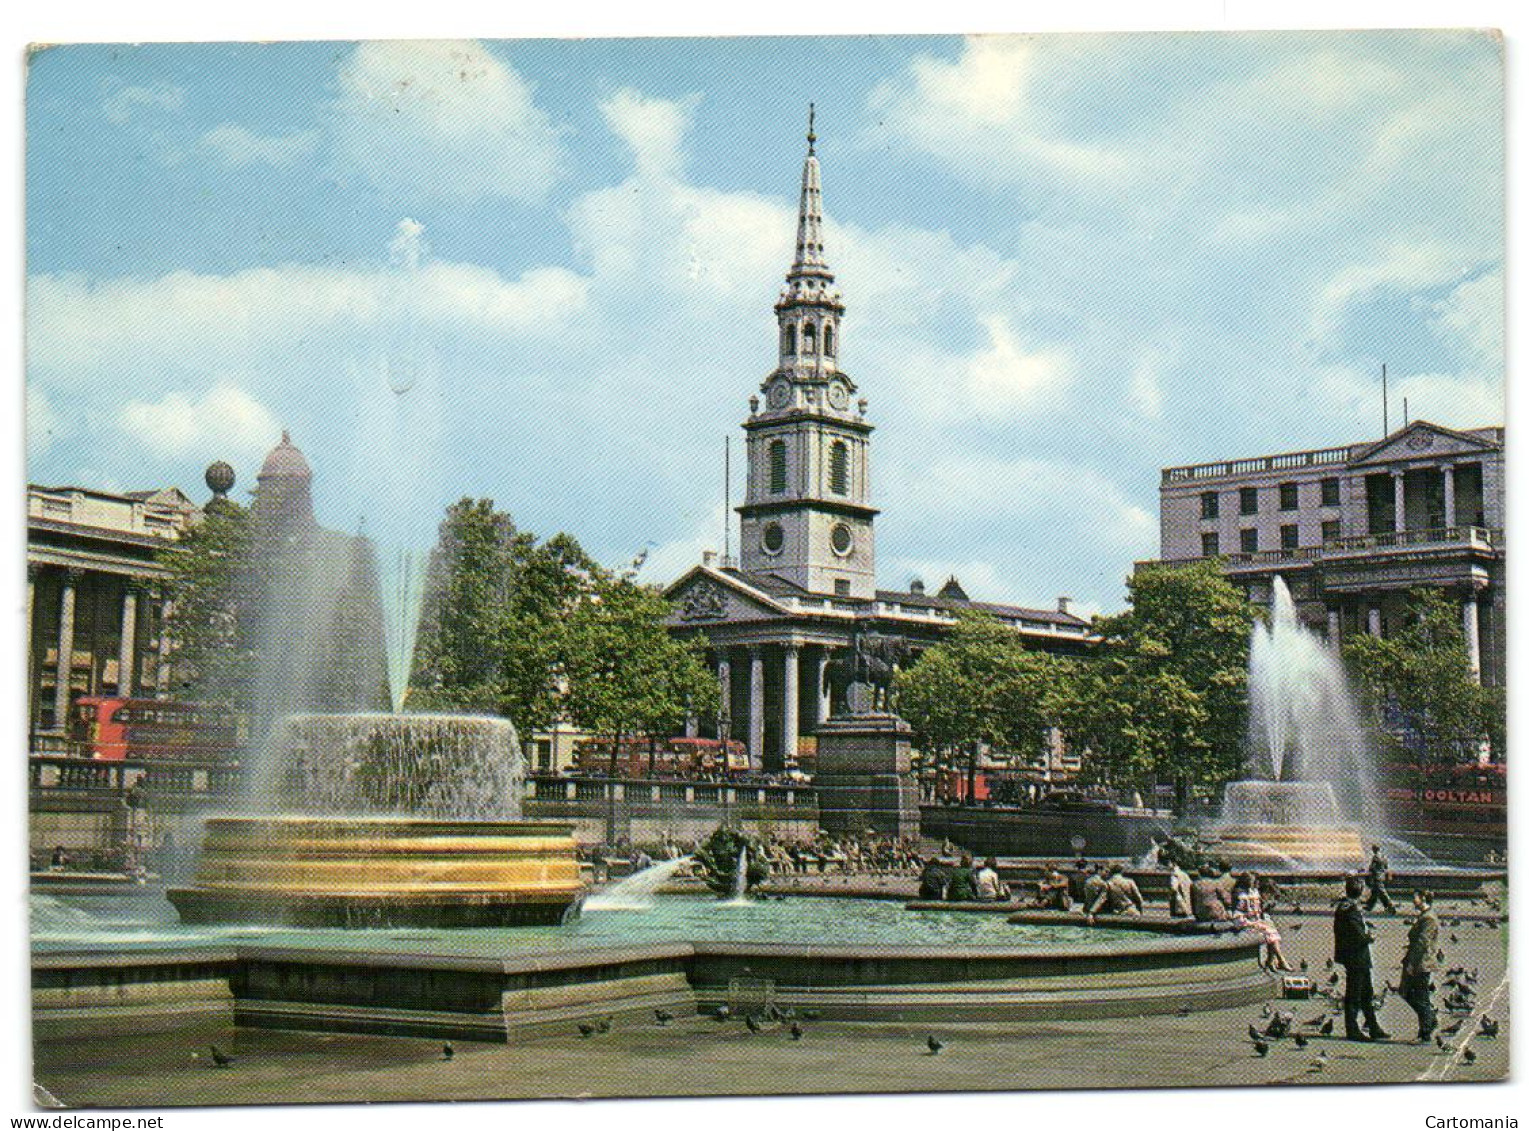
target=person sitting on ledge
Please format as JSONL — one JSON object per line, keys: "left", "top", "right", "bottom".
{"left": 1035, "top": 862, "right": 1073, "bottom": 911}
{"left": 917, "top": 857, "right": 950, "bottom": 901}
{"left": 1081, "top": 863, "right": 1107, "bottom": 913}
{"left": 1232, "top": 872, "right": 1294, "bottom": 972}
{"left": 49, "top": 845, "right": 69, "bottom": 872}
{"left": 945, "top": 854, "right": 979, "bottom": 902}
{"left": 974, "top": 857, "right": 1009, "bottom": 902}
{"left": 1190, "top": 864, "right": 1233, "bottom": 923}
{"left": 1088, "top": 862, "right": 1145, "bottom": 920}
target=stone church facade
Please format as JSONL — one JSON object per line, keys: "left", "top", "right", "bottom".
{"left": 665, "top": 113, "right": 1092, "bottom": 773}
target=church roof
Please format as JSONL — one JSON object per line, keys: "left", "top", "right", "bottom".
{"left": 714, "top": 566, "right": 1089, "bottom": 627}
{"left": 875, "top": 585, "right": 1089, "bottom": 628}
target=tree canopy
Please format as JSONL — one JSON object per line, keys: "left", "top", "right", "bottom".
{"left": 1343, "top": 587, "right": 1502, "bottom": 778}
{"left": 409, "top": 498, "right": 717, "bottom": 761}
{"left": 1058, "top": 560, "right": 1253, "bottom": 807}
{"left": 895, "top": 611, "right": 1063, "bottom": 799}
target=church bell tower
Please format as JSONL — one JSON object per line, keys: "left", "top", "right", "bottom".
{"left": 737, "top": 107, "right": 878, "bottom": 599}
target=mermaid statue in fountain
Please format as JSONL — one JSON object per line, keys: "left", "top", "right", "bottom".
{"left": 1211, "top": 576, "right": 1372, "bottom": 870}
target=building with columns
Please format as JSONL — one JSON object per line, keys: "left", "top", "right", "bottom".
{"left": 665, "top": 112, "right": 1092, "bottom": 774}
{"left": 1153, "top": 419, "right": 1505, "bottom": 686}
{"left": 26, "top": 483, "right": 201, "bottom": 749}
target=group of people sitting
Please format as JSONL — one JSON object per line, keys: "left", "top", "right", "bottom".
{"left": 968, "top": 855, "right": 1296, "bottom": 971}
{"left": 917, "top": 854, "right": 1012, "bottom": 902}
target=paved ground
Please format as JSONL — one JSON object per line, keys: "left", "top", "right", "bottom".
{"left": 34, "top": 900, "right": 1508, "bottom": 1108}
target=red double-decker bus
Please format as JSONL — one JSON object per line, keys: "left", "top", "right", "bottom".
{"left": 69, "top": 697, "right": 244, "bottom": 763}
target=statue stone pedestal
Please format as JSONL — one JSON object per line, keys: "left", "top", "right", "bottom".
{"left": 813, "top": 712, "right": 920, "bottom": 840}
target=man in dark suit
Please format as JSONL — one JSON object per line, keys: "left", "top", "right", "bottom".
{"left": 1333, "top": 874, "right": 1390, "bottom": 1041}
{"left": 1400, "top": 889, "right": 1440, "bottom": 1042}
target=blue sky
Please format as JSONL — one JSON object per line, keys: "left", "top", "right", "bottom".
{"left": 25, "top": 32, "right": 1504, "bottom": 614}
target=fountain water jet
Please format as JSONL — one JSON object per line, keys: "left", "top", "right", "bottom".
{"left": 1211, "top": 577, "right": 1373, "bottom": 869}
{"left": 584, "top": 856, "right": 695, "bottom": 912}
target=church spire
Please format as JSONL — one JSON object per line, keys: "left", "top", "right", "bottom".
{"left": 769, "top": 104, "right": 849, "bottom": 393}
{"left": 791, "top": 104, "right": 829, "bottom": 278}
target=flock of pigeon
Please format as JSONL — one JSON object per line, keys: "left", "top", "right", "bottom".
{"left": 1238, "top": 910, "right": 1504, "bottom": 1076}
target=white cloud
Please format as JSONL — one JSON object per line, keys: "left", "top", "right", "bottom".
{"left": 888, "top": 454, "right": 1155, "bottom": 550}
{"left": 118, "top": 382, "right": 279, "bottom": 461}
{"left": 963, "top": 315, "right": 1073, "bottom": 410}
{"left": 870, "top": 37, "right": 1128, "bottom": 183}
{"left": 1128, "top": 345, "right": 1172, "bottom": 419}
{"left": 1430, "top": 268, "right": 1503, "bottom": 365}
{"left": 601, "top": 88, "right": 698, "bottom": 179}
{"left": 102, "top": 82, "right": 184, "bottom": 125}
{"left": 1308, "top": 362, "right": 1503, "bottom": 432}
{"left": 200, "top": 124, "right": 319, "bottom": 167}
{"left": 27, "top": 251, "right": 588, "bottom": 375}
{"left": 326, "top": 40, "right": 561, "bottom": 204}
{"left": 1310, "top": 240, "right": 1477, "bottom": 345}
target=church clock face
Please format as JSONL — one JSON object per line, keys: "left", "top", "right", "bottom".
{"left": 767, "top": 379, "right": 791, "bottom": 409}
{"left": 827, "top": 379, "right": 850, "bottom": 410}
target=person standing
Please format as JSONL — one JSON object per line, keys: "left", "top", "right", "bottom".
{"left": 1333, "top": 874, "right": 1390, "bottom": 1041}
{"left": 1400, "top": 889, "right": 1439, "bottom": 1042}
{"left": 1364, "top": 844, "right": 1396, "bottom": 913}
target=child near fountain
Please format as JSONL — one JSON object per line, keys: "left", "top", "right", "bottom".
{"left": 1232, "top": 872, "right": 1294, "bottom": 972}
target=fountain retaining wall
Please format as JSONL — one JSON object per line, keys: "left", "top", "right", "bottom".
{"left": 34, "top": 927, "right": 1273, "bottom": 1042}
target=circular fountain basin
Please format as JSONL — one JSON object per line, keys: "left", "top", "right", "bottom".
{"left": 36, "top": 891, "right": 1274, "bottom": 1038}
{"left": 167, "top": 816, "right": 583, "bottom": 928}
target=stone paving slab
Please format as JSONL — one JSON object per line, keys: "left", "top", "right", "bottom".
{"left": 33, "top": 899, "right": 1507, "bottom": 1107}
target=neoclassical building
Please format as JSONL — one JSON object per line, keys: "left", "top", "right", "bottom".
{"left": 26, "top": 484, "right": 200, "bottom": 748}
{"left": 1153, "top": 419, "right": 1505, "bottom": 687}
{"left": 665, "top": 114, "right": 1092, "bottom": 773}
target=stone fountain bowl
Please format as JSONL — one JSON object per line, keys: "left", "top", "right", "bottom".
{"left": 167, "top": 816, "right": 584, "bottom": 928}
{"left": 1211, "top": 780, "right": 1369, "bottom": 871}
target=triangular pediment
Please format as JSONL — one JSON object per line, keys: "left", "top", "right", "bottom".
{"left": 664, "top": 565, "right": 789, "bottom": 625}
{"left": 1348, "top": 420, "right": 1501, "bottom": 467}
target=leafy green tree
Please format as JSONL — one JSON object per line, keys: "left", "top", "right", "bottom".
{"left": 410, "top": 501, "right": 602, "bottom": 739}
{"left": 1062, "top": 560, "right": 1254, "bottom": 810}
{"left": 1344, "top": 587, "right": 1502, "bottom": 783}
{"left": 559, "top": 572, "right": 720, "bottom": 776}
{"left": 895, "top": 612, "right": 1062, "bottom": 801}
{"left": 159, "top": 501, "right": 256, "bottom": 708}
{"left": 410, "top": 500, "right": 521, "bottom": 713}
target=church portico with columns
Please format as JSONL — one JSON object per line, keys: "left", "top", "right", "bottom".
{"left": 666, "top": 109, "right": 1093, "bottom": 774}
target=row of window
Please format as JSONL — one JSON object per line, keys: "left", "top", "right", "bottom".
{"left": 1202, "top": 519, "right": 1343, "bottom": 556}
{"left": 768, "top": 438, "right": 851, "bottom": 495}
{"left": 781, "top": 320, "right": 836, "bottom": 358}
{"left": 1200, "top": 477, "right": 1341, "bottom": 520}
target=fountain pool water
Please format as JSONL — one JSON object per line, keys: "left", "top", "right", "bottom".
{"left": 40, "top": 890, "right": 1142, "bottom": 955}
